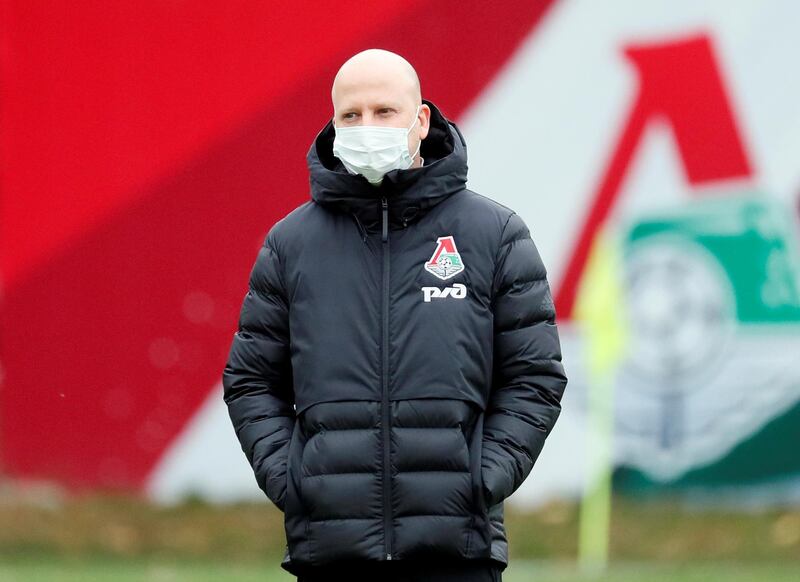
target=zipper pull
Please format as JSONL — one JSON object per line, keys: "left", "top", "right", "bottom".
{"left": 350, "top": 212, "right": 368, "bottom": 243}
{"left": 381, "top": 197, "right": 388, "bottom": 242}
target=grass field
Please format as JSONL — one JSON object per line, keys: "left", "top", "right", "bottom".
{"left": 0, "top": 487, "right": 797, "bottom": 580}
{"left": 0, "top": 559, "right": 798, "bottom": 582}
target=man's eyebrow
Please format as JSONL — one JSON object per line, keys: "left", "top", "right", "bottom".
{"left": 371, "top": 102, "right": 403, "bottom": 112}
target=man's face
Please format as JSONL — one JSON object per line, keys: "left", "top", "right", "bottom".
{"left": 332, "top": 68, "right": 430, "bottom": 166}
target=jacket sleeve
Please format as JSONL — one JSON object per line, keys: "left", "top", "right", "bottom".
{"left": 222, "top": 226, "right": 295, "bottom": 511}
{"left": 481, "top": 212, "right": 568, "bottom": 507}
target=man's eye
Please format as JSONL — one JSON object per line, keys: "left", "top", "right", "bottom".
{"left": 342, "top": 112, "right": 358, "bottom": 120}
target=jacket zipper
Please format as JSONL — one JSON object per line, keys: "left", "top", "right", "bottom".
{"left": 380, "top": 195, "right": 393, "bottom": 561}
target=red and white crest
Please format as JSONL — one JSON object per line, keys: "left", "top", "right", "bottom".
{"left": 424, "top": 236, "right": 465, "bottom": 280}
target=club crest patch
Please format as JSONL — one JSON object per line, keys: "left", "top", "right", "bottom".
{"left": 424, "top": 235, "right": 465, "bottom": 280}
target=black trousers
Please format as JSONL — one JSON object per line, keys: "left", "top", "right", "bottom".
{"left": 296, "top": 558, "right": 502, "bottom": 582}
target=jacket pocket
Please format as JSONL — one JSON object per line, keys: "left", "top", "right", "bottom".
{"left": 467, "top": 407, "right": 487, "bottom": 517}
{"left": 264, "top": 440, "right": 291, "bottom": 512}
{"left": 464, "top": 405, "right": 493, "bottom": 558}
{"left": 284, "top": 418, "right": 309, "bottom": 544}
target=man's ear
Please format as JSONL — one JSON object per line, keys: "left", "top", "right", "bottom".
{"left": 418, "top": 104, "right": 431, "bottom": 140}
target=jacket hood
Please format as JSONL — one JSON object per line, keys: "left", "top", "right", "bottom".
{"left": 307, "top": 99, "right": 468, "bottom": 238}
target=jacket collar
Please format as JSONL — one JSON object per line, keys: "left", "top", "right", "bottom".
{"left": 307, "top": 99, "right": 468, "bottom": 239}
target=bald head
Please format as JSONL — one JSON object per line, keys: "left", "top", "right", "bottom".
{"left": 332, "top": 49, "right": 421, "bottom": 106}
{"left": 331, "top": 49, "right": 430, "bottom": 168}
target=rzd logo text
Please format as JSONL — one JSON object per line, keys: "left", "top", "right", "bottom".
{"left": 421, "top": 284, "right": 467, "bottom": 303}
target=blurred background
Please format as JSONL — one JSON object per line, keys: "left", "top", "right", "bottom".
{"left": 2, "top": 0, "right": 799, "bottom": 580}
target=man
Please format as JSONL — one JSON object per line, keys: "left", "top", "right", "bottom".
{"left": 222, "top": 49, "right": 568, "bottom": 581}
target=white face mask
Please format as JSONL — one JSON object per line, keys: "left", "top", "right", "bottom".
{"left": 332, "top": 106, "right": 422, "bottom": 185}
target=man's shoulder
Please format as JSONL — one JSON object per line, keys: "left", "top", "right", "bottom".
{"left": 455, "top": 188, "right": 516, "bottom": 221}
{"left": 452, "top": 188, "right": 518, "bottom": 240}
{"left": 264, "top": 200, "right": 315, "bottom": 247}
{"left": 452, "top": 190, "right": 543, "bottom": 266}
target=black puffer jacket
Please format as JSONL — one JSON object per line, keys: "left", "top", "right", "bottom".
{"left": 222, "top": 100, "right": 568, "bottom": 576}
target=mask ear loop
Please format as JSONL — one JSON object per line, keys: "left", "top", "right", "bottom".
{"left": 406, "top": 105, "right": 422, "bottom": 134}
{"left": 406, "top": 105, "right": 423, "bottom": 165}
{"left": 410, "top": 136, "right": 422, "bottom": 161}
